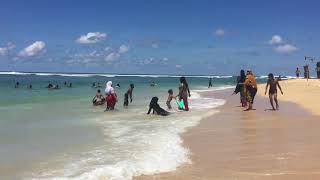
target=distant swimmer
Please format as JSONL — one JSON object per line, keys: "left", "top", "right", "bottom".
{"left": 92, "top": 82, "right": 96, "bottom": 88}
{"left": 69, "top": 83, "right": 72, "bottom": 88}
{"left": 265, "top": 73, "right": 283, "bottom": 111}
{"left": 14, "top": 82, "right": 20, "bottom": 88}
{"left": 150, "top": 81, "right": 157, "bottom": 87}
{"left": 47, "top": 83, "right": 53, "bottom": 89}
{"left": 28, "top": 84, "right": 32, "bottom": 89}
{"left": 96, "top": 82, "right": 102, "bottom": 88}
{"left": 124, "top": 84, "right": 134, "bottom": 106}
{"left": 64, "top": 81, "right": 67, "bottom": 86}
{"left": 92, "top": 89, "right": 105, "bottom": 106}
{"left": 116, "top": 83, "right": 120, "bottom": 88}
{"left": 208, "top": 77, "right": 213, "bottom": 88}
{"left": 147, "top": 97, "right": 170, "bottom": 116}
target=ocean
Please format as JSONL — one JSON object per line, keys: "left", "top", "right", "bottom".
{"left": 0, "top": 72, "right": 268, "bottom": 179}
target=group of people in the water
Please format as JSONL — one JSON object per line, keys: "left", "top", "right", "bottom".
{"left": 14, "top": 81, "right": 73, "bottom": 90}
{"left": 92, "top": 77, "right": 191, "bottom": 116}
{"left": 233, "top": 70, "right": 284, "bottom": 111}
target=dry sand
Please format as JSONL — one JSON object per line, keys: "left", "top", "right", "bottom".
{"left": 136, "top": 79, "right": 320, "bottom": 180}
{"left": 257, "top": 78, "right": 320, "bottom": 116}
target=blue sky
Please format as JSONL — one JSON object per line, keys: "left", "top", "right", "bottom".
{"left": 1, "top": 0, "right": 320, "bottom": 75}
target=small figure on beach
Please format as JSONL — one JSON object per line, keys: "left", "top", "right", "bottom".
{"left": 105, "top": 81, "right": 117, "bottom": 111}
{"left": 296, "top": 67, "right": 301, "bottom": 78}
{"left": 233, "top": 70, "right": 247, "bottom": 107}
{"left": 166, "top": 89, "right": 176, "bottom": 110}
{"left": 28, "top": 84, "right": 32, "bottom": 89}
{"left": 147, "top": 97, "right": 170, "bottom": 116}
{"left": 92, "top": 89, "right": 105, "bottom": 106}
{"left": 265, "top": 73, "right": 283, "bottom": 110}
{"left": 208, "top": 78, "right": 213, "bottom": 88}
{"left": 244, "top": 70, "right": 257, "bottom": 111}
{"left": 178, "top": 77, "right": 191, "bottom": 111}
{"left": 15, "top": 82, "right": 20, "bottom": 88}
{"left": 124, "top": 84, "right": 134, "bottom": 106}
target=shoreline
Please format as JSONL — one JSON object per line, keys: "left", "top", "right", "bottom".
{"left": 137, "top": 79, "right": 320, "bottom": 179}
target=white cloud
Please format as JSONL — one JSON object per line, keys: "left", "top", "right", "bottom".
{"left": 18, "top": 41, "right": 45, "bottom": 57}
{"left": 76, "top": 32, "right": 106, "bottom": 44}
{"left": 274, "top": 44, "right": 298, "bottom": 54}
{"left": 175, "top": 64, "right": 182, "bottom": 68}
{"left": 269, "top": 35, "right": 283, "bottom": 45}
{"left": 119, "top": 45, "right": 129, "bottom": 54}
{"left": 104, "top": 46, "right": 111, "bottom": 51}
{"left": 215, "top": 28, "right": 225, "bottom": 36}
{"left": 0, "top": 42, "right": 15, "bottom": 56}
{"left": 105, "top": 52, "right": 120, "bottom": 62}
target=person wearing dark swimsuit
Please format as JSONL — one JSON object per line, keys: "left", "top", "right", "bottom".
{"left": 147, "top": 97, "right": 170, "bottom": 116}
{"left": 265, "top": 73, "right": 283, "bottom": 110}
{"left": 124, "top": 84, "right": 134, "bottom": 106}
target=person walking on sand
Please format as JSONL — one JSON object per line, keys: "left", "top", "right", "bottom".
{"left": 296, "top": 67, "right": 301, "bottom": 78}
{"left": 105, "top": 81, "right": 117, "bottom": 111}
{"left": 233, "top": 70, "right": 247, "bottom": 107}
{"left": 265, "top": 73, "right": 283, "bottom": 110}
{"left": 178, "top": 77, "right": 191, "bottom": 111}
{"left": 244, "top": 70, "right": 257, "bottom": 111}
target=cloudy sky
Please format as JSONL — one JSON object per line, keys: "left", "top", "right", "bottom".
{"left": 0, "top": 0, "right": 319, "bottom": 75}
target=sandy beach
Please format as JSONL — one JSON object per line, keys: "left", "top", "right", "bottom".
{"left": 137, "top": 79, "right": 320, "bottom": 180}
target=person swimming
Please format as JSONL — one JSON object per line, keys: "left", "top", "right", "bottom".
{"left": 92, "top": 82, "right": 96, "bottom": 88}
{"left": 147, "top": 97, "right": 170, "bottom": 116}
{"left": 28, "top": 84, "right": 32, "bottom": 89}
{"left": 166, "top": 89, "right": 176, "bottom": 110}
{"left": 69, "top": 83, "right": 72, "bottom": 88}
{"left": 14, "top": 82, "right": 20, "bottom": 88}
{"left": 92, "top": 89, "right": 105, "bottom": 106}
{"left": 265, "top": 73, "right": 283, "bottom": 110}
{"left": 116, "top": 83, "right": 120, "bottom": 88}
{"left": 150, "top": 81, "right": 156, "bottom": 87}
{"left": 124, "top": 84, "right": 134, "bottom": 106}
{"left": 47, "top": 83, "right": 53, "bottom": 89}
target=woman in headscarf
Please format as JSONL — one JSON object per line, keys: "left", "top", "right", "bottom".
{"left": 244, "top": 70, "right": 257, "bottom": 111}
{"left": 178, "top": 77, "right": 191, "bottom": 111}
{"left": 105, "top": 81, "right": 117, "bottom": 110}
{"left": 233, "top": 70, "right": 247, "bottom": 107}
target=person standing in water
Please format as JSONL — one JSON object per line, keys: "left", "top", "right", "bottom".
{"left": 265, "top": 73, "right": 283, "bottom": 110}
{"left": 244, "top": 70, "right": 257, "bottom": 111}
{"left": 233, "top": 70, "right": 247, "bottom": 107}
{"left": 178, "top": 77, "right": 191, "bottom": 111}
{"left": 166, "top": 89, "right": 176, "bottom": 110}
{"left": 105, "top": 81, "right": 117, "bottom": 111}
{"left": 208, "top": 77, "right": 213, "bottom": 88}
{"left": 124, "top": 84, "right": 134, "bottom": 106}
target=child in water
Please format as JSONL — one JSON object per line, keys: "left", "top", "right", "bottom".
{"left": 147, "top": 97, "right": 170, "bottom": 116}
{"left": 166, "top": 89, "right": 176, "bottom": 110}
{"left": 265, "top": 73, "right": 283, "bottom": 110}
{"left": 124, "top": 84, "right": 134, "bottom": 106}
{"left": 92, "top": 89, "right": 105, "bottom": 106}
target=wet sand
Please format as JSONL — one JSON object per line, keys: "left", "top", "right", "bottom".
{"left": 137, "top": 84, "right": 320, "bottom": 180}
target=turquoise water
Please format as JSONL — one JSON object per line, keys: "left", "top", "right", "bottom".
{"left": 0, "top": 73, "right": 267, "bottom": 179}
